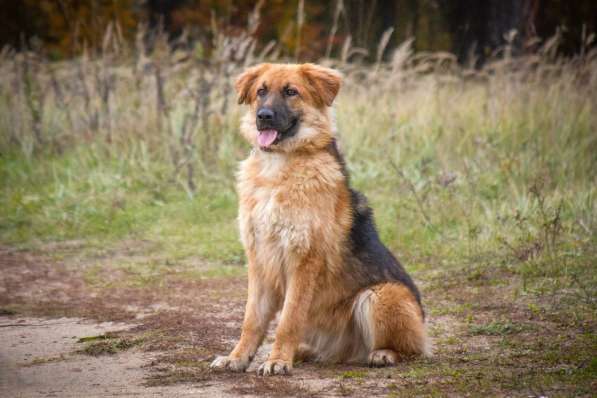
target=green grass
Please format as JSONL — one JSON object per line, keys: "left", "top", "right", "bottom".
{"left": 340, "top": 370, "right": 368, "bottom": 379}
{"left": 0, "top": 144, "right": 244, "bottom": 264}
{"left": 469, "top": 321, "right": 528, "bottom": 336}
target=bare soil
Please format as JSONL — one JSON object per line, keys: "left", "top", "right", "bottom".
{"left": 0, "top": 244, "right": 594, "bottom": 397}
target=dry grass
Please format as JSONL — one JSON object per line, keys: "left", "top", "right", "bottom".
{"left": 0, "top": 18, "right": 596, "bottom": 397}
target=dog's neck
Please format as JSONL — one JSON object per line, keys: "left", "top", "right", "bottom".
{"left": 255, "top": 150, "right": 289, "bottom": 179}
{"left": 251, "top": 134, "right": 339, "bottom": 181}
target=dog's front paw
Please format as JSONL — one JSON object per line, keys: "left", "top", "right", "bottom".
{"left": 257, "top": 359, "right": 292, "bottom": 376}
{"left": 209, "top": 355, "right": 249, "bottom": 372}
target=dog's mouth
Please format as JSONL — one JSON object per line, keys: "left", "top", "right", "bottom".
{"left": 257, "top": 129, "right": 278, "bottom": 148}
{"left": 257, "top": 119, "right": 298, "bottom": 150}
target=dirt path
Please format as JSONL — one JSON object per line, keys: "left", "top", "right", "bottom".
{"left": 0, "top": 245, "right": 594, "bottom": 397}
{"left": 0, "top": 315, "right": 346, "bottom": 397}
{"left": 1, "top": 317, "right": 164, "bottom": 397}
{"left": 0, "top": 246, "right": 342, "bottom": 397}
{"left": 0, "top": 315, "right": 266, "bottom": 397}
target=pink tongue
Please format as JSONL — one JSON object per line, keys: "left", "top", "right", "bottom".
{"left": 257, "top": 129, "right": 278, "bottom": 147}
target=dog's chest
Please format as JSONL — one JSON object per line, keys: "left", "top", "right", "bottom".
{"left": 249, "top": 180, "right": 311, "bottom": 256}
{"left": 239, "top": 155, "right": 316, "bottom": 258}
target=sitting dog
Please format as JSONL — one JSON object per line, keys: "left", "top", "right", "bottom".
{"left": 210, "top": 63, "right": 430, "bottom": 376}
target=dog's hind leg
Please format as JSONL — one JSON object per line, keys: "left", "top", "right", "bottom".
{"left": 353, "top": 283, "right": 431, "bottom": 367}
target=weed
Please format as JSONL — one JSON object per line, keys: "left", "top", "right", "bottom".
{"left": 77, "top": 333, "right": 144, "bottom": 356}
{"left": 77, "top": 334, "right": 113, "bottom": 343}
{"left": 339, "top": 370, "right": 369, "bottom": 379}
{"left": 22, "top": 354, "right": 68, "bottom": 367}
{"left": 469, "top": 321, "right": 527, "bottom": 336}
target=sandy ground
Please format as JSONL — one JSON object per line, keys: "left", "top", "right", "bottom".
{"left": 0, "top": 316, "right": 338, "bottom": 398}
{"left": 0, "top": 317, "right": 232, "bottom": 398}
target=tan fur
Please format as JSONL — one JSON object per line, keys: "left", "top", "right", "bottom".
{"left": 210, "top": 63, "right": 429, "bottom": 376}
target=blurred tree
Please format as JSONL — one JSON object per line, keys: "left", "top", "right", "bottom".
{"left": 534, "top": 0, "right": 597, "bottom": 55}
{"left": 385, "top": 0, "right": 451, "bottom": 53}
{"left": 0, "top": 0, "right": 139, "bottom": 58}
{"left": 0, "top": 0, "right": 45, "bottom": 49}
{"left": 437, "top": 0, "right": 529, "bottom": 65}
{"left": 0, "top": 0, "right": 594, "bottom": 61}
{"left": 147, "top": 0, "right": 185, "bottom": 32}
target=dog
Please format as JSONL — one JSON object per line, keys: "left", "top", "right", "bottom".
{"left": 210, "top": 63, "right": 430, "bottom": 376}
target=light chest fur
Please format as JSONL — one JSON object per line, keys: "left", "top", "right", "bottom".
{"left": 237, "top": 150, "right": 346, "bottom": 286}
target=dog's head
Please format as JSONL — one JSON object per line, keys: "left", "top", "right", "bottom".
{"left": 235, "top": 63, "right": 342, "bottom": 153}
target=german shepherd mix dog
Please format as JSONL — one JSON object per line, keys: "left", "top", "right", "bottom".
{"left": 210, "top": 63, "right": 430, "bottom": 376}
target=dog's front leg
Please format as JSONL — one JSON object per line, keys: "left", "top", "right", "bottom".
{"left": 258, "top": 255, "right": 319, "bottom": 376}
{"left": 210, "top": 262, "right": 278, "bottom": 372}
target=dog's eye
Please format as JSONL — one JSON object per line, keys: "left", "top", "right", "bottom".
{"left": 284, "top": 88, "right": 298, "bottom": 97}
{"left": 257, "top": 88, "right": 267, "bottom": 97}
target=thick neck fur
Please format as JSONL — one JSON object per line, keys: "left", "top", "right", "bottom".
{"left": 255, "top": 151, "right": 290, "bottom": 180}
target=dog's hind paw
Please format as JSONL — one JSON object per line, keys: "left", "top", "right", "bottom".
{"left": 368, "top": 349, "right": 398, "bottom": 367}
{"left": 257, "top": 359, "right": 292, "bottom": 376}
{"left": 209, "top": 355, "right": 249, "bottom": 372}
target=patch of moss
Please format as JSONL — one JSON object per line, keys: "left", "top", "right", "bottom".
{"left": 0, "top": 307, "right": 17, "bottom": 316}
{"left": 78, "top": 334, "right": 144, "bottom": 356}
{"left": 22, "top": 354, "right": 68, "bottom": 367}
{"left": 340, "top": 370, "right": 368, "bottom": 379}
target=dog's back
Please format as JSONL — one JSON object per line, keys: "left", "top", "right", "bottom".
{"left": 326, "top": 139, "right": 423, "bottom": 313}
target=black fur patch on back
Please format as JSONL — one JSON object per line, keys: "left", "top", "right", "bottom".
{"left": 348, "top": 189, "right": 423, "bottom": 311}
{"left": 326, "top": 138, "right": 423, "bottom": 314}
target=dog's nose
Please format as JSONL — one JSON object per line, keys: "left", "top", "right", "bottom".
{"left": 257, "top": 108, "right": 274, "bottom": 120}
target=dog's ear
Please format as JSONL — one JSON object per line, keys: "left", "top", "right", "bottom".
{"left": 300, "top": 63, "right": 343, "bottom": 107}
{"left": 235, "top": 63, "right": 271, "bottom": 105}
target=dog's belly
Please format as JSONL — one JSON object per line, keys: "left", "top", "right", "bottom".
{"left": 304, "top": 329, "right": 369, "bottom": 363}
{"left": 303, "top": 292, "right": 372, "bottom": 364}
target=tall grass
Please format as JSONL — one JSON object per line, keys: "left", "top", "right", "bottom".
{"left": 0, "top": 22, "right": 595, "bottom": 303}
